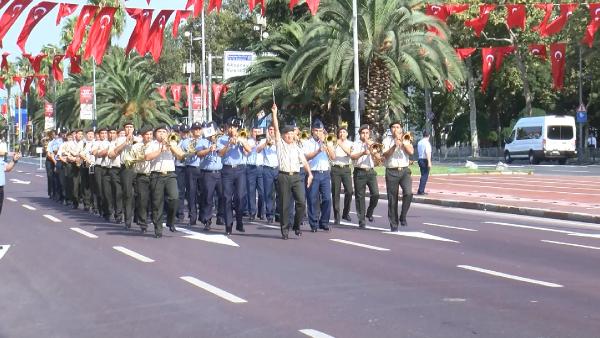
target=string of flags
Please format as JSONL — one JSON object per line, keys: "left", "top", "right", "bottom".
{"left": 156, "top": 83, "right": 229, "bottom": 110}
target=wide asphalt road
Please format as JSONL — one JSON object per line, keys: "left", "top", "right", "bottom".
{"left": 1, "top": 168, "right": 600, "bottom": 338}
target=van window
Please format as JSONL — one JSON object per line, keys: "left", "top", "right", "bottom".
{"left": 547, "top": 125, "right": 574, "bottom": 140}
{"left": 516, "top": 126, "right": 542, "bottom": 140}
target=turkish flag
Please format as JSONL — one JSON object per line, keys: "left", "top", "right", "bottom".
{"left": 550, "top": 43, "right": 566, "bottom": 90}
{"left": 426, "top": 4, "right": 468, "bottom": 37}
{"left": 125, "top": 9, "right": 153, "bottom": 55}
{"left": 146, "top": 10, "right": 174, "bottom": 63}
{"left": 583, "top": 4, "right": 600, "bottom": 47}
{"left": 157, "top": 85, "right": 168, "bottom": 100}
{"left": 248, "top": 0, "right": 266, "bottom": 15}
{"left": 0, "top": 0, "right": 11, "bottom": 11}
{"left": 207, "top": 0, "right": 223, "bottom": 13}
{"left": 66, "top": 5, "right": 97, "bottom": 58}
{"left": 69, "top": 55, "right": 82, "bottom": 74}
{"left": 186, "top": 0, "right": 204, "bottom": 17}
{"left": 12, "top": 76, "right": 23, "bottom": 91}
{"left": 289, "top": 0, "right": 299, "bottom": 11}
{"left": 171, "top": 84, "right": 182, "bottom": 109}
{"left": 529, "top": 44, "right": 547, "bottom": 60}
{"left": 197, "top": 83, "right": 208, "bottom": 107}
{"left": 173, "top": 10, "right": 191, "bottom": 37}
{"left": 36, "top": 75, "right": 47, "bottom": 97}
{"left": 465, "top": 4, "right": 496, "bottom": 37}
{"left": 184, "top": 84, "right": 194, "bottom": 106}
{"left": 455, "top": 48, "right": 476, "bottom": 60}
{"left": 17, "top": 2, "right": 57, "bottom": 53}
{"left": 24, "top": 53, "right": 47, "bottom": 74}
{"left": 84, "top": 6, "right": 117, "bottom": 64}
{"left": 506, "top": 4, "right": 526, "bottom": 30}
{"left": 0, "top": 77, "right": 4, "bottom": 90}
{"left": 56, "top": 3, "right": 77, "bottom": 25}
{"left": 1, "top": 52, "right": 9, "bottom": 71}
{"left": 481, "top": 47, "right": 495, "bottom": 92}
{"left": 493, "top": 46, "right": 515, "bottom": 71}
{"left": 23, "top": 76, "right": 34, "bottom": 94}
{"left": 53, "top": 55, "right": 65, "bottom": 82}
{"left": 305, "top": 0, "right": 319, "bottom": 15}
{"left": 532, "top": 4, "right": 554, "bottom": 33}
{"left": 0, "top": 0, "right": 34, "bottom": 46}
{"left": 539, "top": 4, "right": 577, "bottom": 37}
{"left": 213, "top": 83, "right": 228, "bottom": 108}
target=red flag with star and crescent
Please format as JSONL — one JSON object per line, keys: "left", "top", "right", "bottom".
{"left": 126, "top": 9, "right": 153, "bottom": 55}
{"left": 455, "top": 48, "right": 476, "bottom": 60}
{"left": 171, "top": 84, "right": 183, "bottom": 109}
{"left": 173, "top": 10, "right": 191, "bottom": 37}
{"left": 0, "top": 0, "right": 34, "bottom": 46}
{"left": 84, "top": 6, "right": 117, "bottom": 64}
{"left": 532, "top": 4, "right": 554, "bottom": 33}
{"left": 425, "top": 4, "right": 468, "bottom": 38}
{"left": 539, "top": 3, "right": 577, "bottom": 37}
{"left": 465, "top": 4, "right": 496, "bottom": 37}
{"left": 23, "top": 76, "right": 34, "bottom": 94}
{"left": 550, "top": 43, "right": 566, "bottom": 90}
{"left": 1, "top": 52, "right": 9, "bottom": 71}
{"left": 69, "top": 55, "right": 82, "bottom": 74}
{"left": 146, "top": 10, "right": 174, "bottom": 63}
{"left": 481, "top": 48, "right": 495, "bottom": 92}
{"left": 186, "top": 0, "right": 203, "bottom": 17}
{"left": 53, "top": 55, "right": 65, "bottom": 82}
{"left": 213, "top": 83, "right": 228, "bottom": 108}
{"left": 56, "top": 3, "right": 77, "bottom": 25}
{"left": 506, "top": 4, "right": 526, "bottom": 30}
{"left": 66, "top": 5, "right": 97, "bottom": 58}
{"left": 529, "top": 44, "right": 547, "bottom": 61}
{"left": 207, "top": 0, "right": 223, "bottom": 13}
{"left": 17, "top": 2, "right": 57, "bottom": 53}
{"left": 24, "top": 53, "right": 47, "bottom": 74}
{"left": 157, "top": 85, "right": 168, "bottom": 100}
{"left": 36, "top": 75, "right": 47, "bottom": 97}
{"left": 583, "top": 4, "right": 600, "bottom": 47}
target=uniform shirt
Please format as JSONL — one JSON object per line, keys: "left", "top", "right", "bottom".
{"left": 219, "top": 135, "right": 245, "bottom": 166}
{"left": 50, "top": 138, "right": 63, "bottom": 160}
{"left": 382, "top": 136, "right": 410, "bottom": 168}
{"left": 94, "top": 140, "right": 110, "bottom": 166}
{"left": 351, "top": 141, "right": 375, "bottom": 169}
{"left": 57, "top": 142, "right": 70, "bottom": 161}
{"left": 175, "top": 138, "right": 187, "bottom": 167}
{"left": 0, "top": 159, "right": 6, "bottom": 186}
{"left": 0, "top": 141, "right": 7, "bottom": 155}
{"left": 108, "top": 139, "right": 123, "bottom": 168}
{"left": 71, "top": 140, "right": 84, "bottom": 160}
{"left": 304, "top": 137, "right": 330, "bottom": 171}
{"left": 277, "top": 138, "right": 305, "bottom": 173}
{"left": 82, "top": 140, "right": 95, "bottom": 165}
{"left": 245, "top": 138, "right": 259, "bottom": 166}
{"left": 133, "top": 142, "right": 152, "bottom": 174}
{"left": 197, "top": 138, "right": 223, "bottom": 171}
{"left": 417, "top": 137, "right": 432, "bottom": 160}
{"left": 181, "top": 137, "right": 201, "bottom": 167}
{"left": 332, "top": 139, "right": 353, "bottom": 166}
{"left": 261, "top": 139, "right": 278, "bottom": 168}
{"left": 146, "top": 140, "right": 176, "bottom": 173}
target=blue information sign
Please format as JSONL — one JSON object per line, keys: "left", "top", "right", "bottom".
{"left": 576, "top": 111, "right": 587, "bottom": 123}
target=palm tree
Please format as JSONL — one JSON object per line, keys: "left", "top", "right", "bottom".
{"left": 284, "top": 0, "right": 465, "bottom": 136}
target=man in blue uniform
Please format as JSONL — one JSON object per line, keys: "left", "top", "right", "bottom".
{"left": 182, "top": 122, "right": 203, "bottom": 226}
{"left": 257, "top": 124, "right": 278, "bottom": 223}
{"left": 196, "top": 121, "right": 224, "bottom": 231}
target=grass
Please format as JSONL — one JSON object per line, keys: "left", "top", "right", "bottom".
{"left": 373, "top": 164, "right": 531, "bottom": 176}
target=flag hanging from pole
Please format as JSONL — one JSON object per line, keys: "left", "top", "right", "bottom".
{"left": 17, "top": 2, "right": 57, "bottom": 53}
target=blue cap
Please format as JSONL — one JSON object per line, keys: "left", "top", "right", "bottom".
{"left": 311, "top": 119, "right": 324, "bottom": 129}
{"left": 179, "top": 123, "right": 190, "bottom": 132}
{"left": 190, "top": 122, "right": 202, "bottom": 130}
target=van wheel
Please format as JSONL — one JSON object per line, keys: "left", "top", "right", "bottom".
{"left": 558, "top": 158, "right": 567, "bottom": 165}
{"left": 528, "top": 151, "right": 539, "bottom": 165}
{"left": 504, "top": 151, "right": 513, "bottom": 164}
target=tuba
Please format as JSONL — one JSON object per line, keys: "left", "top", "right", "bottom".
{"left": 185, "top": 139, "right": 198, "bottom": 158}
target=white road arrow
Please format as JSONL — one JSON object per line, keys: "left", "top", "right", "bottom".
{"left": 0, "top": 245, "right": 11, "bottom": 261}
{"left": 177, "top": 227, "right": 240, "bottom": 247}
{"left": 9, "top": 179, "right": 31, "bottom": 185}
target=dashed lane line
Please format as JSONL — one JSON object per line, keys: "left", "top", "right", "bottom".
{"left": 22, "top": 204, "right": 36, "bottom": 211}
{"left": 349, "top": 211, "right": 382, "bottom": 218}
{"left": 112, "top": 246, "right": 154, "bottom": 263}
{"left": 43, "top": 215, "right": 62, "bottom": 223}
{"left": 338, "top": 220, "right": 386, "bottom": 231}
{"left": 180, "top": 276, "right": 247, "bottom": 304}
{"left": 457, "top": 265, "right": 563, "bottom": 288}
{"left": 569, "top": 233, "right": 600, "bottom": 239}
{"left": 70, "top": 227, "right": 99, "bottom": 239}
{"left": 6, "top": 197, "right": 17, "bottom": 202}
{"left": 484, "top": 221, "right": 580, "bottom": 235}
{"left": 541, "top": 240, "right": 600, "bottom": 251}
{"left": 330, "top": 239, "right": 390, "bottom": 251}
{"left": 299, "top": 329, "right": 336, "bottom": 338}
{"left": 35, "top": 175, "right": 44, "bottom": 178}
{"left": 384, "top": 231, "right": 459, "bottom": 243}
{"left": 423, "top": 222, "right": 477, "bottom": 232}
{"left": 0, "top": 245, "right": 10, "bottom": 261}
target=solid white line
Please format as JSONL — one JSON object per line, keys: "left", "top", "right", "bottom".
{"left": 330, "top": 239, "right": 390, "bottom": 251}
{"left": 299, "top": 329, "right": 336, "bottom": 338}
{"left": 22, "top": 204, "right": 36, "bottom": 211}
{"left": 457, "top": 265, "right": 563, "bottom": 288}
{"left": 6, "top": 197, "right": 17, "bottom": 202}
{"left": 349, "top": 211, "right": 382, "bottom": 218}
{"left": 35, "top": 174, "right": 44, "bottom": 178}
{"left": 70, "top": 227, "right": 98, "bottom": 239}
{"left": 112, "top": 246, "right": 154, "bottom": 263}
{"left": 569, "top": 233, "right": 600, "bottom": 239}
{"left": 43, "top": 215, "right": 62, "bottom": 223}
{"left": 484, "top": 221, "right": 578, "bottom": 235}
{"left": 541, "top": 240, "right": 600, "bottom": 250}
{"left": 338, "top": 220, "right": 386, "bottom": 231}
{"left": 180, "top": 276, "right": 247, "bottom": 303}
{"left": 423, "top": 222, "right": 477, "bottom": 232}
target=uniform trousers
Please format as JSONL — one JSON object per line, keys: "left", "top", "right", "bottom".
{"left": 200, "top": 170, "right": 223, "bottom": 224}
{"left": 330, "top": 165, "right": 353, "bottom": 222}
{"left": 66, "top": 163, "right": 81, "bottom": 207}
{"left": 221, "top": 165, "right": 246, "bottom": 230}
{"left": 135, "top": 173, "right": 151, "bottom": 228}
{"left": 353, "top": 168, "right": 379, "bottom": 226}
{"left": 93, "top": 166, "right": 105, "bottom": 215}
{"left": 150, "top": 172, "right": 178, "bottom": 235}
{"left": 0, "top": 186, "right": 4, "bottom": 215}
{"left": 175, "top": 166, "right": 186, "bottom": 220}
{"left": 385, "top": 167, "right": 413, "bottom": 227}
{"left": 120, "top": 166, "right": 136, "bottom": 227}
{"left": 185, "top": 166, "right": 202, "bottom": 223}
{"left": 262, "top": 166, "right": 278, "bottom": 220}
{"left": 307, "top": 170, "right": 332, "bottom": 230}
{"left": 277, "top": 171, "right": 305, "bottom": 236}
{"left": 417, "top": 159, "right": 430, "bottom": 194}
{"left": 103, "top": 167, "right": 123, "bottom": 221}
{"left": 80, "top": 166, "right": 93, "bottom": 210}
{"left": 45, "top": 159, "right": 55, "bottom": 198}
{"left": 57, "top": 161, "right": 67, "bottom": 202}
{"left": 245, "top": 165, "right": 264, "bottom": 218}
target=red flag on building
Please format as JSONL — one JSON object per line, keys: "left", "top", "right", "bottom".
{"left": 550, "top": 43, "right": 566, "bottom": 90}
{"left": 53, "top": 55, "right": 65, "bottom": 82}
{"left": 465, "top": 4, "right": 496, "bottom": 37}
{"left": 36, "top": 75, "right": 47, "bottom": 97}
{"left": 126, "top": 9, "right": 153, "bottom": 55}
{"left": 56, "top": 3, "right": 77, "bottom": 25}
{"left": 212, "top": 83, "right": 228, "bottom": 108}
{"left": 506, "top": 4, "right": 526, "bottom": 30}
{"left": 455, "top": 48, "right": 476, "bottom": 60}
{"left": 17, "top": 2, "right": 57, "bottom": 53}
{"left": 583, "top": 4, "right": 600, "bottom": 47}
{"left": 529, "top": 44, "right": 547, "bottom": 60}
{"left": 305, "top": 0, "right": 319, "bottom": 15}
{"left": 481, "top": 47, "right": 495, "bottom": 92}
{"left": 24, "top": 53, "right": 46, "bottom": 74}
{"left": 0, "top": 0, "right": 34, "bottom": 46}
{"left": 69, "top": 55, "right": 82, "bottom": 74}
{"left": 146, "top": 10, "right": 174, "bottom": 63}
{"left": 84, "top": 6, "right": 117, "bottom": 64}
{"left": 23, "top": 76, "right": 34, "bottom": 94}
{"left": 66, "top": 5, "right": 97, "bottom": 58}
{"left": 539, "top": 3, "right": 577, "bottom": 37}
{"left": 171, "top": 84, "right": 183, "bottom": 109}
{"left": 1, "top": 52, "right": 9, "bottom": 71}
{"left": 173, "top": 10, "right": 191, "bottom": 37}
{"left": 207, "top": 0, "right": 223, "bottom": 13}
{"left": 157, "top": 85, "right": 168, "bottom": 100}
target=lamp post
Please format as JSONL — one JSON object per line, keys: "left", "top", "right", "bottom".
{"left": 184, "top": 31, "right": 202, "bottom": 124}
{"left": 351, "top": 0, "right": 360, "bottom": 139}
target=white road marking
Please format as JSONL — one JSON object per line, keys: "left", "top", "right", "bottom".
{"left": 43, "top": 215, "right": 62, "bottom": 223}
{"left": 550, "top": 170, "right": 590, "bottom": 173}
{"left": 9, "top": 179, "right": 30, "bottom": 185}
{"left": 299, "top": 329, "right": 336, "bottom": 338}
{"left": 6, "top": 197, "right": 17, "bottom": 202}
{"left": 17, "top": 170, "right": 23, "bottom": 173}
{"left": 338, "top": 220, "right": 386, "bottom": 231}
{"left": 484, "top": 221, "right": 579, "bottom": 235}
{"left": 177, "top": 227, "right": 239, "bottom": 247}
{"left": 569, "top": 233, "right": 600, "bottom": 239}
{"left": 541, "top": 240, "right": 600, "bottom": 250}
{"left": 180, "top": 276, "right": 247, "bottom": 303}
{"left": 423, "top": 222, "right": 477, "bottom": 232}
{"left": 349, "top": 211, "right": 382, "bottom": 218}
{"left": 25, "top": 172, "right": 31, "bottom": 175}
{"left": 35, "top": 174, "right": 44, "bottom": 178}
{"left": 70, "top": 227, "right": 98, "bottom": 239}
{"left": 330, "top": 239, "right": 390, "bottom": 251}
{"left": 21, "top": 204, "right": 36, "bottom": 211}
{"left": 384, "top": 231, "right": 459, "bottom": 243}
{"left": 247, "top": 221, "right": 279, "bottom": 229}
{"left": 0, "top": 245, "right": 10, "bottom": 261}
{"left": 113, "top": 246, "right": 154, "bottom": 263}
{"left": 457, "top": 265, "right": 563, "bottom": 288}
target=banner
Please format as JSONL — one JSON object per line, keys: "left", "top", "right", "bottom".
{"left": 192, "top": 93, "right": 203, "bottom": 122}
{"left": 80, "top": 86, "right": 94, "bottom": 120}
{"left": 44, "top": 100, "right": 55, "bottom": 130}
{"left": 223, "top": 51, "right": 256, "bottom": 80}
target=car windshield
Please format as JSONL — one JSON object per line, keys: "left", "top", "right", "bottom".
{"left": 547, "top": 125, "right": 574, "bottom": 140}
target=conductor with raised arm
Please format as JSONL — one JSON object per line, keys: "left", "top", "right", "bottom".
{"left": 271, "top": 104, "right": 313, "bottom": 240}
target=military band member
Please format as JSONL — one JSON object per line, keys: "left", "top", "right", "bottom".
{"left": 350, "top": 125, "right": 381, "bottom": 228}
{"left": 105, "top": 127, "right": 124, "bottom": 223}
{"left": 330, "top": 124, "right": 354, "bottom": 225}
{"left": 134, "top": 125, "right": 154, "bottom": 232}
{"left": 92, "top": 128, "right": 109, "bottom": 218}
{"left": 66, "top": 129, "right": 84, "bottom": 209}
{"left": 57, "top": 131, "right": 72, "bottom": 205}
{"left": 111, "top": 122, "right": 136, "bottom": 228}
{"left": 196, "top": 121, "right": 223, "bottom": 231}
{"left": 271, "top": 104, "right": 313, "bottom": 240}
{"left": 256, "top": 124, "right": 278, "bottom": 223}
{"left": 174, "top": 124, "right": 187, "bottom": 222}
{"left": 145, "top": 125, "right": 184, "bottom": 238}
{"left": 245, "top": 127, "right": 265, "bottom": 221}
{"left": 50, "top": 128, "right": 66, "bottom": 202}
{"left": 382, "top": 121, "right": 414, "bottom": 231}
{"left": 182, "top": 122, "right": 203, "bottom": 226}
{"left": 44, "top": 130, "right": 56, "bottom": 199}
{"left": 80, "top": 129, "right": 96, "bottom": 212}
{"left": 303, "top": 119, "right": 335, "bottom": 232}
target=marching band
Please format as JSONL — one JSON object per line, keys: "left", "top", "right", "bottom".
{"left": 42, "top": 111, "right": 415, "bottom": 240}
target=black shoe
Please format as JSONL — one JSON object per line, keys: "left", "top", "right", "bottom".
{"left": 367, "top": 216, "right": 374, "bottom": 222}
{"left": 125, "top": 223, "right": 132, "bottom": 230}
{"left": 189, "top": 221, "right": 197, "bottom": 226}
{"left": 390, "top": 226, "right": 399, "bottom": 232}
{"left": 416, "top": 192, "right": 427, "bottom": 195}
{"left": 294, "top": 229, "right": 302, "bottom": 236}
{"left": 311, "top": 228, "right": 318, "bottom": 233}
{"left": 154, "top": 233, "right": 162, "bottom": 238}
{"left": 115, "top": 218, "right": 123, "bottom": 225}
{"left": 359, "top": 223, "right": 366, "bottom": 229}
{"left": 203, "top": 224, "right": 211, "bottom": 231}
{"left": 83, "top": 207, "right": 90, "bottom": 212}
{"left": 334, "top": 219, "right": 340, "bottom": 225}
{"left": 168, "top": 224, "right": 176, "bottom": 232}
{"left": 225, "top": 227, "right": 232, "bottom": 235}
{"left": 282, "top": 233, "right": 289, "bottom": 240}
{"left": 236, "top": 225, "right": 245, "bottom": 232}
{"left": 400, "top": 220, "right": 408, "bottom": 227}
{"left": 267, "top": 217, "right": 274, "bottom": 224}
{"left": 321, "top": 226, "right": 330, "bottom": 232}
{"left": 248, "top": 215, "right": 255, "bottom": 221}
{"left": 216, "top": 218, "right": 225, "bottom": 226}
{"left": 342, "top": 215, "right": 352, "bottom": 222}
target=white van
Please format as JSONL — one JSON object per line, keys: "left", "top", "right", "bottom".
{"left": 504, "top": 115, "right": 577, "bottom": 165}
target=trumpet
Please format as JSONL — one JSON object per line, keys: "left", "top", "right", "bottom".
{"left": 300, "top": 130, "right": 310, "bottom": 140}
{"left": 239, "top": 129, "right": 248, "bottom": 139}
{"left": 402, "top": 132, "right": 414, "bottom": 143}
{"left": 184, "top": 139, "right": 198, "bottom": 158}
{"left": 369, "top": 142, "right": 384, "bottom": 166}
{"left": 326, "top": 132, "right": 337, "bottom": 143}
{"left": 168, "top": 132, "right": 180, "bottom": 145}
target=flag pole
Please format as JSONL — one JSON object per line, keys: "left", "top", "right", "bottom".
{"left": 352, "top": 0, "right": 360, "bottom": 139}
{"left": 92, "top": 58, "right": 97, "bottom": 129}
{"left": 201, "top": 5, "right": 207, "bottom": 122}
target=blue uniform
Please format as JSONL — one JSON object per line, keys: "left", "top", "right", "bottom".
{"left": 219, "top": 135, "right": 247, "bottom": 232}
{"left": 245, "top": 138, "right": 264, "bottom": 219}
{"left": 197, "top": 138, "right": 224, "bottom": 225}
{"left": 50, "top": 139, "right": 65, "bottom": 202}
{"left": 182, "top": 137, "right": 202, "bottom": 224}
{"left": 304, "top": 137, "right": 332, "bottom": 230}
{"left": 175, "top": 139, "right": 187, "bottom": 220}
{"left": 260, "top": 139, "right": 278, "bottom": 221}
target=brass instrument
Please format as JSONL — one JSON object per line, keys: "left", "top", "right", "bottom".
{"left": 300, "top": 130, "right": 310, "bottom": 140}
{"left": 124, "top": 144, "right": 147, "bottom": 169}
{"left": 168, "top": 132, "right": 180, "bottom": 145}
{"left": 326, "top": 132, "right": 337, "bottom": 143}
{"left": 369, "top": 142, "right": 384, "bottom": 166}
{"left": 402, "top": 132, "right": 414, "bottom": 143}
{"left": 185, "top": 139, "right": 198, "bottom": 158}
{"left": 239, "top": 129, "right": 248, "bottom": 139}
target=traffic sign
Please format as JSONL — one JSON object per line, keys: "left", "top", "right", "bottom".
{"left": 576, "top": 104, "right": 587, "bottom": 123}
